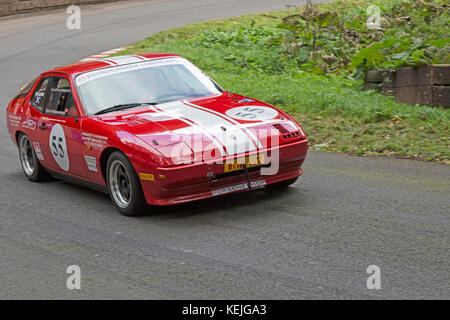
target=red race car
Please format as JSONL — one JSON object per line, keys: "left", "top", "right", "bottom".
{"left": 6, "top": 53, "right": 308, "bottom": 216}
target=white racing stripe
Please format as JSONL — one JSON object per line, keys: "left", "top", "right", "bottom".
{"left": 79, "top": 47, "right": 128, "bottom": 62}
{"left": 183, "top": 100, "right": 263, "bottom": 149}
{"left": 148, "top": 103, "right": 226, "bottom": 156}
{"left": 103, "top": 55, "right": 148, "bottom": 66}
{"left": 135, "top": 55, "right": 150, "bottom": 61}
{"left": 155, "top": 101, "right": 258, "bottom": 156}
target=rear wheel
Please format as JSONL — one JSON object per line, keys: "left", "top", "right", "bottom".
{"left": 265, "top": 177, "right": 298, "bottom": 190}
{"left": 106, "top": 151, "right": 147, "bottom": 216}
{"left": 18, "top": 133, "right": 49, "bottom": 182}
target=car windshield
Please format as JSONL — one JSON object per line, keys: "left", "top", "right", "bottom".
{"left": 75, "top": 57, "right": 222, "bottom": 115}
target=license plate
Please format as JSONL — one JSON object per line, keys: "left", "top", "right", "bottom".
{"left": 224, "top": 154, "right": 265, "bottom": 173}
{"left": 212, "top": 179, "right": 267, "bottom": 196}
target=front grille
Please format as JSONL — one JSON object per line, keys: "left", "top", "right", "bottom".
{"left": 213, "top": 164, "right": 270, "bottom": 180}
{"left": 210, "top": 161, "right": 300, "bottom": 188}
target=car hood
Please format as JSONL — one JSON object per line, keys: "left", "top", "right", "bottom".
{"left": 97, "top": 93, "right": 304, "bottom": 164}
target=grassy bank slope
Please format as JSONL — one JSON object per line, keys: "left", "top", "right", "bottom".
{"left": 118, "top": 0, "right": 449, "bottom": 163}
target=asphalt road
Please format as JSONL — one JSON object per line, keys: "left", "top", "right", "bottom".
{"left": 0, "top": 0, "right": 448, "bottom": 299}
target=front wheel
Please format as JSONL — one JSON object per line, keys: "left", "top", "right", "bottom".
{"left": 106, "top": 151, "right": 147, "bottom": 216}
{"left": 18, "top": 133, "right": 49, "bottom": 182}
{"left": 265, "top": 177, "right": 298, "bottom": 190}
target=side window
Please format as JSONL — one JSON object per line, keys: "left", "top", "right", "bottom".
{"left": 45, "top": 77, "right": 79, "bottom": 118}
{"left": 30, "top": 77, "right": 50, "bottom": 111}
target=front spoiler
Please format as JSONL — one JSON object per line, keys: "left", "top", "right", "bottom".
{"left": 139, "top": 138, "right": 308, "bottom": 206}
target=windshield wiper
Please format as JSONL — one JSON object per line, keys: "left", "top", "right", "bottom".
{"left": 94, "top": 102, "right": 158, "bottom": 115}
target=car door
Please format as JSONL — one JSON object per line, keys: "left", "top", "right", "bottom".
{"left": 37, "top": 75, "right": 86, "bottom": 178}
{"left": 24, "top": 76, "right": 51, "bottom": 162}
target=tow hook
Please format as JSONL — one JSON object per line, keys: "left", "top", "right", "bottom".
{"left": 207, "top": 172, "right": 217, "bottom": 182}
{"left": 243, "top": 163, "right": 251, "bottom": 190}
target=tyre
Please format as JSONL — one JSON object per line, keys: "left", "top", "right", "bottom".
{"left": 106, "top": 151, "right": 147, "bottom": 216}
{"left": 265, "top": 177, "right": 298, "bottom": 190}
{"left": 18, "top": 133, "right": 49, "bottom": 182}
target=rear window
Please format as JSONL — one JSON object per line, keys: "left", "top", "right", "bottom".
{"left": 14, "top": 78, "right": 37, "bottom": 99}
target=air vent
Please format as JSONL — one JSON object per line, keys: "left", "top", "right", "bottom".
{"left": 273, "top": 122, "right": 304, "bottom": 140}
{"left": 282, "top": 131, "right": 301, "bottom": 140}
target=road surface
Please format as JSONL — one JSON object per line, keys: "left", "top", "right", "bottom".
{"left": 0, "top": 0, "right": 448, "bottom": 299}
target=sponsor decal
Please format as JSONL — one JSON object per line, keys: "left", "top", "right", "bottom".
{"left": 42, "top": 116, "right": 66, "bottom": 124}
{"left": 211, "top": 179, "right": 266, "bottom": 196}
{"left": 49, "top": 124, "right": 70, "bottom": 171}
{"left": 22, "top": 119, "right": 36, "bottom": 130}
{"left": 84, "top": 156, "right": 98, "bottom": 172}
{"left": 33, "top": 142, "right": 44, "bottom": 161}
{"left": 81, "top": 132, "right": 108, "bottom": 149}
{"left": 76, "top": 57, "right": 182, "bottom": 86}
{"left": 8, "top": 114, "right": 21, "bottom": 127}
{"left": 226, "top": 106, "right": 278, "bottom": 121}
{"left": 239, "top": 98, "right": 255, "bottom": 103}
{"left": 34, "top": 92, "right": 44, "bottom": 105}
{"left": 140, "top": 173, "right": 155, "bottom": 181}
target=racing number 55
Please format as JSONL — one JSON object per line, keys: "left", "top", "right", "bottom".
{"left": 235, "top": 107, "right": 264, "bottom": 120}
{"left": 51, "top": 135, "right": 65, "bottom": 158}
{"left": 48, "top": 123, "right": 70, "bottom": 172}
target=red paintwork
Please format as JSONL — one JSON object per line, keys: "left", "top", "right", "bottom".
{"left": 6, "top": 53, "right": 308, "bottom": 205}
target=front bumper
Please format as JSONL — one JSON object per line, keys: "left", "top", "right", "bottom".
{"left": 140, "top": 138, "right": 308, "bottom": 206}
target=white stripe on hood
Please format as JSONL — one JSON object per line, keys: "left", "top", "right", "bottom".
{"left": 151, "top": 100, "right": 258, "bottom": 156}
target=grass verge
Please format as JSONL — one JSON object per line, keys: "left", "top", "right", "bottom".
{"left": 117, "top": 0, "right": 449, "bottom": 163}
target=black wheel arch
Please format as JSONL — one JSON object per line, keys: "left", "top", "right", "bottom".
{"left": 15, "top": 130, "right": 25, "bottom": 145}
{"left": 99, "top": 147, "right": 122, "bottom": 184}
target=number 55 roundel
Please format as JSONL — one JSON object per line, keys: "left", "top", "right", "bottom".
{"left": 49, "top": 124, "right": 69, "bottom": 171}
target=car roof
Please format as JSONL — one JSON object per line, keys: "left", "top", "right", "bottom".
{"left": 48, "top": 53, "right": 181, "bottom": 75}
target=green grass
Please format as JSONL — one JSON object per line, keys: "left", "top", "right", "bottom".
{"left": 117, "top": 0, "right": 449, "bottom": 163}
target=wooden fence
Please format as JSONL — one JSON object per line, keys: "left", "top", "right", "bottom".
{"left": 364, "top": 65, "right": 450, "bottom": 107}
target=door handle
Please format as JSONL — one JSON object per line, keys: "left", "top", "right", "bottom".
{"left": 38, "top": 123, "right": 47, "bottom": 130}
